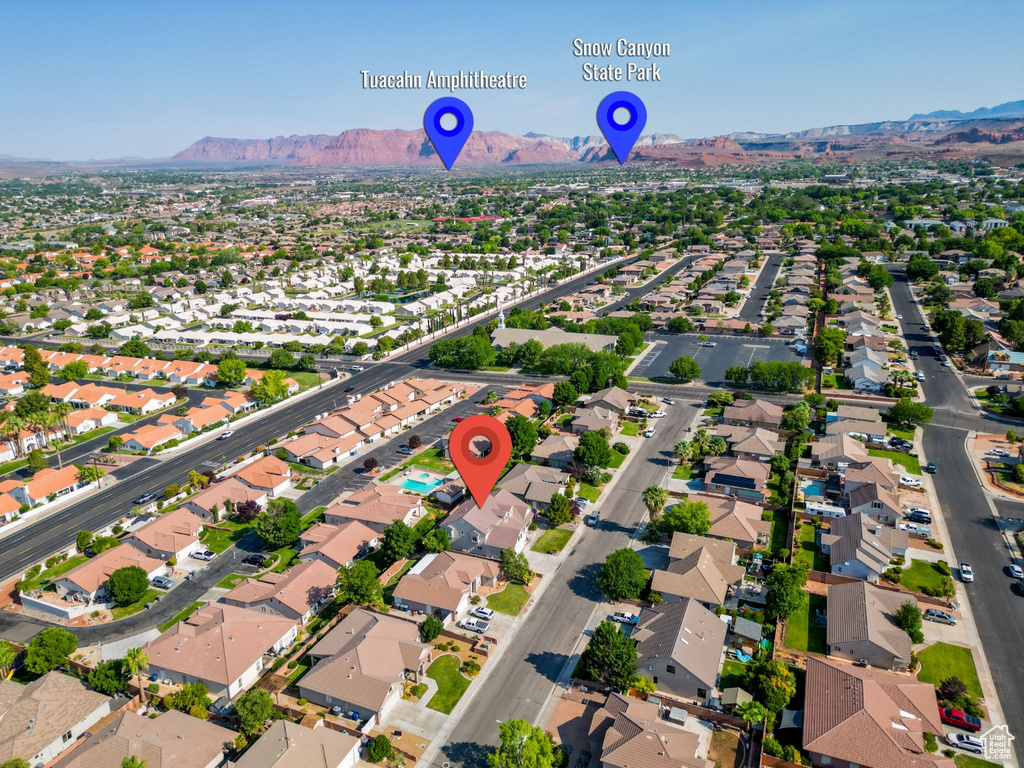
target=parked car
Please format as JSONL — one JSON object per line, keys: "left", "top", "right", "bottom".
{"left": 905, "top": 507, "right": 931, "bottom": 519}
{"left": 217, "top": 430, "right": 235, "bottom": 440}
{"left": 1010, "top": 564, "right": 1024, "bottom": 579}
{"left": 452, "top": 416, "right": 465, "bottom": 423}
{"left": 612, "top": 611, "right": 639, "bottom": 625}
{"left": 470, "top": 607, "right": 495, "bottom": 620}
{"left": 986, "top": 449, "right": 1012, "bottom": 457}
{"left": 133, "top": 492, "right": 156, "bottom": 505}
{"left": 458, "top": 618, "right": 489, "bottom": 633}
{"left": 889, "top": 438, "right": 913, "bottom": 451}
{"left": 959, "top": 563, "right": 974, "bottom": 583}
{"left": 905, "top": 511, "right": 932, "bottom": 524}
{"left": 573, "top": 496, "right": 589, "bottom": 509}
{"left": 650, "top": 411, "right": 667, "bottom": 419}
{"left": 925, "top": 461, "right": 937, "bottom": 474}
{"left": 923, "top": 608, "right": 957, "bottom": 625}
{"left": 915, "top": 371, "right": 926, "bottom": 381}
{"left": 899, "top": 476, "right": 922, "bottom": 488}
{"left": 642, "top": 428, "right": 656, "bottom": 438}
{"left": 946, "top": 733, "right": 985, "bottom": 755}
{"left": 242, "top": 554, "right": 267, "bottom": 567}
{"left": 584, "top": 511, "right": 600, "bottom": 527}
{"left": 896, "top": 314, "right": 903, "bottom": 320}
{"left": 663, "top": 397, "right": 675, "bottom": 405}
{"left": 938, "top": 354, "right": 948, "bottom": 362}
{"left": 940, "top": 707, "right": 983, "bottom": 733}
{"left": 702, "top": 341, "right": 717, "bottom": 347}
{"left": 191, "top": 549, "right": 216, "bottom": 561}
{"left": 397, "top": 446, "right": 414, "bottom": 456}
{"left": 150, "top": 576, "right": 174, "bottom": 589}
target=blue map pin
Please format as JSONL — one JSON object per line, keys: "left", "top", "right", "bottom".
{"left": 424, "top": 97, "right": 474, "bottom": 170}
{"left": 597, "top": 91, "right": 647, "bottom": 164}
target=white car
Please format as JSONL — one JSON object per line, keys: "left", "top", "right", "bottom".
{"left": 1009, "top": 564, "right": 1024, "bottom": 579}
{"left": 986, "top": 449, "right": 1012, "bottom": 457}
{"left": 217, "top": 430, "right": 235, "bottom": 440}
{"left": 702, "top": 341, "right": 717, "bottom": 347}
{"left": 896, "top": 314, "right": 903, "bottom": 319}
{"left": 470, "top": 607, "right": 495, "bottom": 620}
{"left": 612, "top": 611, "right": 639, "bottom": 624}
{"left": 351, "top": 365, "right": 364, "bottom": 372}
{"left": 959, "top": 563, "right": 974, "bottom": 583}
{"left": 457, "top": 618, "right": 489, "bottom": 633}
{"left": 650, "top": 411, "right": 667, "bottom": 419}
{"left": 899, "top": 476, "right": 922, "bottom": 488}
{"left": 642, "top": 428, "right": 656, "bottom": 438}
{"left": 946, "top": 733, "right": 985, "bottom": 755}
{"left": 573, "top": 496, "right": 590, "bottom": 509}
{"left": 191, "top": 549, "right": 216, "bottom": 561}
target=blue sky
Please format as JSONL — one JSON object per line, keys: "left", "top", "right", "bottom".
{"left": 1, "top": 0, "right": 1022, "bottom": 160}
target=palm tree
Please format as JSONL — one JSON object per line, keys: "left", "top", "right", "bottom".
{"left": 2, "top": 414, "right": 25, "bottom": 458}
{"left": 50, "top": 437, "right": 67, "bottom": 469}
{"left": 641, "top": 485, "right": 670, "bottom": 524}
{"left": 707, "top": 436, "right": 728, "bottom": 457}
{"left": 124, "top": 647, "right": 149, "bottom": 704}
{"left": 122, "top": 757, "right": 147, "bottom": 768}
{"left": 0, "top": 640, "right": 17, "bottom": 679}
{"left": 53, "top": 402, "right": 72, "bottom": 438}
{"left": 734, "top": 700, "right": 768, "bottom": 731}
{"left": 692, "top": 428, "right": 711, "bottom": 457}
{"left": 673, "top": 440, "right": 693, "bottom": 464}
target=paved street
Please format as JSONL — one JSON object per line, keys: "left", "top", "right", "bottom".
{"left": 739, "top": 250, "right": 783, "bottom": 322}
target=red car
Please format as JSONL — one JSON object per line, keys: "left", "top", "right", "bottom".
{"left": 939, "top": 707, "right": 982, "bottom": 732}
{"left": 451, "top": 416, "right": 465, "bottom": 423}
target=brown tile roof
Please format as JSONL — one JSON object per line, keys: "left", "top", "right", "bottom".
{"left": 589, "top": 693, "right": 712, "bottom": 768}
{"left": 52, "top": 710, "right": 234, "bottom": 768}
{"left": 690, "top": 493, "right": 771, "bottom": 544}
{"left": 652, "top": 546, "right": 744, "bottom": 605}
{"left": 301, "top": 608, "right": 429, "bottom": 716}
{"left": 326, "top": 483, "right": 420, "bottom": 527}
{"left": 445, "top": 488, "right": 533, "bottom": 550}
{"left": 826, "top": 581, "right": 916, "bottom": 666}
{"left": 803, "top": 656, "right": 954, "bottom": 768}
{"left": 0, "top": 673, "right": 110, "bottom": 765}
{"left": 392, "top": 551, "right": 500, "bottom": 612}
{"left": 233, "top": 719, "right": 359, "bottom": 768}
{"left": 222, "top": 559, "right": 337, "bottom": 618}
{"left": 124, "top": 507, "right": 204, "bottom": 555}
{"left": 146, "top": 604, "right": 295, "bottom": 687}
{"left": 23, "top": 465, "right": 81, "bottom": 500}
{"left": 183, "top": 477, "right": 266, "bottom": 515}
{"left": 233, "top": 455, "right": 291, "bottom": 491}
{"left": 298, "top": 521, "right": 378, "bottom": 568}
{"left": 721, "top": 398, "right": 784, "bottom": 425}
{"left": 632, "top": 599, "right": 727, "bottom": 688}
{"left": 59, "top": 545, "right": 166, "bottom": 594}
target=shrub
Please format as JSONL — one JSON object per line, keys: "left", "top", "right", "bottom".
{"left": 461, "top": 659, "right": 481, "bottom": 677}
{"left": 368, "top": 734, "right": 393, "bottom": 763}
{"left": 164, "top": 484, "right": 180, "bottom": 499}
{"left": 613, "top": 442, "right": 630, "bottom": 455}
{"left": 421, "top": 616, "right": 444, "bottom": 642}
{"left": 147, "top": 683, "right": 160, "bottom": 694}
{"left": 923, "top": 732, "right": 938, "bottom": 753}
{"left": 761, "top": 510, "right": 773, "bottom": 521}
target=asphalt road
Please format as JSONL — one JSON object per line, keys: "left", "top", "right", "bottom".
{"left": 428, "top": 396, "right": 705, "bottom": 768}
{"left": 739, "top": 251, "right": 784, "bottom": 322}
{"left": 890, "top": 270, "right": 1024, "bottom": 759}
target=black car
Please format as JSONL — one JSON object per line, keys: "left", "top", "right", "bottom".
{"left": 344, "top": 386, "right": 355, "bottom": 392}
{"left": 133, "top": 492, "right": 156, "bottom": 505}
{"left": 905, "top": 511, "right": 932, "bottom": 524}
{"left": 241, "top": 554, "right": 267, "bottom": 567}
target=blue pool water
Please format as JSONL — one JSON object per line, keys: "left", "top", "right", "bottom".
{"left": 401, "top": 473, "right": 442, "bottom": 494}
{"left": 803, "top": 482, "right": 824, "bottom": 499}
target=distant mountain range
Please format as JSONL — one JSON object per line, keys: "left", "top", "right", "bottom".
{"left": 4, "top": 100, "right": 1024, "bottom": 177}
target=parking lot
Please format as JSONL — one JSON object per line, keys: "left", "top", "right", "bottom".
{"left": 636, "top": 333, "right": 803, "bottom": 385}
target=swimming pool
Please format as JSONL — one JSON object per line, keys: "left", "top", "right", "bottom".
{"left": 401, "top": 472, "right": 443, "bottom": 495}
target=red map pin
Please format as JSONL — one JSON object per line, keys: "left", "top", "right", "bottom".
{"left": 449, "top": 414, "right": 512, "bottom": 508}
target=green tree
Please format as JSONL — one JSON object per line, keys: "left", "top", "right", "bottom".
{"left": 250, "top": 369, "right": 290, "bottom": 404}
{"left": 744, "top": 654, "right": 796, "bottom": 712}
{"left": 894, "top": 601, "right": 925, "bottom": 644}
{"left": 119, "top": 339, "right": 152, "bottom": 358}
{"left": 888, "top": 398, "right": 933, "bottom": 427}
{"left": 267, "top": 349, "right": 296, "bottom": 370}
{"left": 108, "top": 435, "right": 124, "bottom": 454}
{"left": 505, "top": 414, "right": 538, "bottom": 459}
{"left": 122, "top": 758, "right": 147, "bottom": 768}
{"left": 781, "top": 401, "right": 811, "bottom": 432}
{"left": 575, "top": 620, "right": 638, "bottom": 689}
{"left": 1007, "top": 430, "right": 1018, "bottom": 445}
{"left": 420, "top": 616, "right": 444, "bottom": 642}
{"left": 59, "top": 361, "right": 88, "bottom": 382}
{"left": 2, "top": 760, "right": 31, "bottom": 768}
{"left": 574, "top": 431, "right": 612, "bottom": 468}
{"left": 487, "top": 720, "right": 557, "bottom": 768}
{"left": 76, "top": 530, "right": 94, "bottom": 553}
{"left": 235, "top": 688, "right": 275, "bottom": 735}
{"left": 598, "top": 548, "right": 647, "bottom": 601}
{"left": 254, "top": 500, "right": 302, "bottom": 549}
{"left": 0, "top": 640, "right": 17, "bottom": 679}
{"left": 765, "top": 562, "right": 809, "bottom": 622}
{"left": 216, "top": 357, "right": 247, "bottom": 387}
{"left": 107, "top": 566, "right": 149, "bottom": 607}
{"left": 87, "top": 658, "right": 131, "bottom": 695}
{"left": 168, "top": 681, "right": 212, "bottom": 718}
{"left": 552, "top": 381, "right": 578, "bottom": 408}
{"left": 422, "top": 528, "right": 450, "bottom": 553}
{"left": 658, "top": 499, "right": 712, "bottom": 536}
{"left": 673, "top": 440, "right": 693, "bottom": 463}
{"left": 725, "top": 365, "right": 749, "bottom": 385}
{"left": 641, "top": 485, "right": 669, "bottom": 524}
{"left": 336, "top": 560, "right": 384, "bottom": 607}
{"left": 124, "top": 647, "right": 149, "bottom": 704}
{"left": 545, "top": 492, "right": 572, "bottom": 525}
{"left": 668, "top": 355, "right": 701, "bottom": 382}
{"left": 26, "top": 448, "right": 47, "bottom": 475}
{"left": 499, "top": 548, "right": 534, "bottom": 584}
{"left": 368, "top": 734, "right": 394, "bottom": 763}
{"left": 24, "top": 627, "right": 77, "bottom": 675}
{"left": 734, "top": 700, "right": 768, "bottom": 731}
{"left": 381, "top": 520, "right": 418, "bottom": 564}
{"left": 23, "top": 345, "right": 51, "bottom": 388}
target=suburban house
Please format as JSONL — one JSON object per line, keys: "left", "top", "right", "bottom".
{"left": 632, "top": 599, "right": 727, "bottom": 701}
{"left": 848, "top": 482, "right": 902, "bottom": 525}
{"left": 821, "top": 512, "right": 910, "bottom": 583}
{"left": 123, "top": 507, "right": 205, "bottom": 561}
{"left": 586, "top": 385, "right": 632, "bottom": 415}
{"left": 810, "top": 434, "right": 869, "bottom": 469}
{"left": 53, "top": 546, "right": 167, "bottom": 604}
{"left": 844, "top": 458, "right": 900, "bottom": 497}
{"left": 121, "top": 423, "right": 182, "bottom": 454}
{"left": 299, "top": 608, "right": 431, "bottom": 726}
{"left": 298, "top": 520, "right": 379, "bottom": 570}
{"left": 232, "top": 455, "right": 292, "bottom": 497}
{"left": 146, "top": 604, "right": 298, "bottom": 700}
{"left": 108, "top": 388, "right": 176, "bottom": 415}
{"left": 0, "top": 673, "right": 115, "bottom": 768}
{"left": 532, "top": 433, "right": 579, "bottom": 469}
{"left": 718, "top": 426, "right": 785, "bottom": 463}
{"left": 65, "top": 407, "right": 118, "bottom": 435}
{"left": 571, "top": 407, "right": 618, "bottom": 435}
{"left": 587, "top": 692, "right": 713, "bottom": 768}
{"left": 692, "top": 493, "right": 771, "bottom": 549}
{"left": 181, "top": 477, "right": 268, "bottom": 522}
{"left": 703, "top": 457, "right": 770, "bottom": 503}
{"left": 444, "top": 488, "right": 534, "bottom": 559}
{"left": 651, "top": 533, "right": 744, "bottom": 607}
{"left": 826, "top": 581, "right": 917, "bottom": 671}
{"left": 221, "top": 559, "right": 337, "bottom": 623}
{"left": 52, "top": 710, "right": 234, "bottom": 768}
{"left": 324, "top": 483, "right": 423, "bottom": 532}
{"left": 845, "top": 363, "right": 887, "bottom": 391}
{"left": 391, "top": 551, "right": 500, "bottom": 622}
{"left": 233, "top": 720, "right": 360, "bottom": 768}
{"left": 721, "top": 399, "right": 784, "bottom": 429}
{"left": 8, "top": 465, "right": 83, "bottom": 508}
{"left": 802, "top": 656, "right": 954, "bottom": 768}
{"left": 498, "top": 463, "right": 568, "bottom": 509}
{"left": 280, "top": 432, "right": 364, "bottom": 469}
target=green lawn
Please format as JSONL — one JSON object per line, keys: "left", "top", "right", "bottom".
{"left": 19, "top": 554, "right": 89, "bottom": 593}
{"left": 576, "top": 483, "right": 601, "bottom": 503}
{"left": 288, "top": 659, "right": 312, "bottom": 685}
{"left": 215, "top": 573, "right": 249, "bottom": 590}
{"left": 672, "top": 463, "right": 693, "bottom": 481}
{"left": 288, "top": 371, "right": 324, "bottom": 389}
{"left": 719, "top": 660, "right": 747, "bottom": 691}
{"left": 955, "top": 756, "right": 1003, "bottom": 768}
{"left": 199, "top": 526, "right": 247, "bottom": 554}
{"left": 383, "top": 559, "right": 416, "bottom": 604}
{"left": 112, "top": 588, "right": 160, "bottom": 620}
{"left": 300, "top": 506, "right": 327, "bottom": 529}
{"left": 899, "top": 561, "right": 951, "bottom": 594}
{"left": 768, "top": 508, "right": 789, "bottom": 556}
{"left": 868, "top": 449, "right": 921, "bottom": 475}
{"left": 606, "top": 450, "right": 625, "bottom": 469}
{"left": 158, "top": 601, "right": 205, "bottom": 632}
{"left": 917, "top": 643, "right": 982, "bottom": 697}
{"left": 268, "top": 546, "right": 301, "bottom": 573}
{"left": 406, "top": 446, "right": 456, "bottom": 474}
{"left": 531, "top": 528, "right": 574, "bottom": 555}
{"left": 703, "top": 406, "right": 724, "bottom": 419}
{"left": 426, "top": 655, "right": 472, "bottom": 714}
{"left": 793, "top": 525, "right": 828, "bottom": 572}
{"left": 887, "top": 424, "right": 917, "bottom": 441}
{"left": 486, "top": 583, "right": 531, "bottom": 616}
{"left": 0, "top": 457, "right": 29, "bottom": 476}
{"left": 784, "top": 592, "right": 826, "bottom": 655}
{"left": 620, "top": 422, "right": 640, "bottom": 437}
